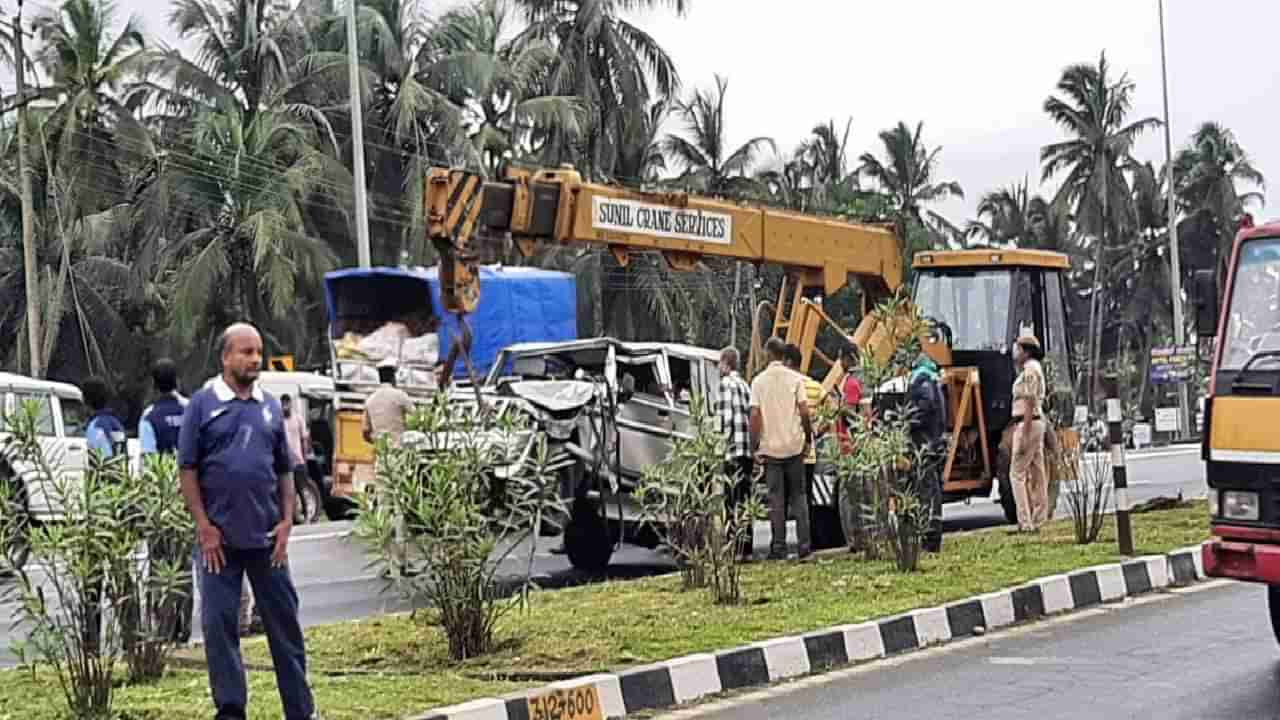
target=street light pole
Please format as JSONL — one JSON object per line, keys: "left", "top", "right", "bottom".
{"left": 346, "top": 0, "right": 371, "bottom": 268}
{"left": 14, "top": 0, "right": 41, "bottom": 378}
{"left": 1158, "top": 0, "right": 1190, "bottom": 438}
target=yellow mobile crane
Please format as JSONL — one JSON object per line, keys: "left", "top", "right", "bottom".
{"left": 422, "top": 164, "right": 1076, "bottom": 527}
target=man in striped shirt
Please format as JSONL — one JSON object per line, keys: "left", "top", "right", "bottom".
{"left": 716, "top": 346, "right": 753, "bottom": 559}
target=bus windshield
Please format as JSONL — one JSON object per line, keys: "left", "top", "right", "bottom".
{"left": 1222, "top": 237, "right": 1280, "bottom": 369}
{"left": 913, "top": 270, "right": 1011, "bottom": 351}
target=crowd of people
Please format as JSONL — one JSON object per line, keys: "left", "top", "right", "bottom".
{"left": 714, "top": 331, "right": 1054, "bottom": 560}
{"left": 54, "top": 318, "right": 1053, "bottom": 719}
{"left": 76, "top": 323, "right": 317, "bottom": 720}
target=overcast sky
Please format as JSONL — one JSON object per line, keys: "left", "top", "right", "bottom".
{"left": 44, "top": 0, "right": 1280, "bottom": 225}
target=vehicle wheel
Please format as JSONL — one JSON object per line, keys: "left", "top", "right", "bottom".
{"left": 1268, "top": 586, "right": 1280, "bottom": 645}
{"left": 295, "top": 478, "right": 323, "bottom": 525}
{"left": 0, "top": 468, "right": 31, "bottom": 575}
{"left": 564, "top": 496, "right": 613, "bottom": 573}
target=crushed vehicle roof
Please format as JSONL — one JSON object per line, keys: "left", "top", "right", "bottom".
{"left": 497, "top": 337, "right": 721, "bottom": 361}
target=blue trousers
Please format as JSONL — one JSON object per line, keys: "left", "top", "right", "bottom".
{"left": 197, "top": 546, "right": 314, "bottom": 720}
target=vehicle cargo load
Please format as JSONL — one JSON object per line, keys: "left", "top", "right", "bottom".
{"left": 323, "top": 264, "right": 577, "bottom": 387}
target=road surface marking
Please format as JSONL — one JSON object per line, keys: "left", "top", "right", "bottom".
{"left": 292, "top": 530, "right": 351, "bottom": 542}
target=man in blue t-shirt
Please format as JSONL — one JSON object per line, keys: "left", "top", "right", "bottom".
{"left": 178, "top": 323, "right": 314, "bottom": 720}
{"left": 140, "top": 358, "right": 187, "bottom": 454}
{"left": 81, "top": 377, "right": 125, "bottom": 458}
{"left": 140, "top": 358, "right": 194, "bottom": 642}
{"left": 78, "top": 375, "right": 125, "bottom": 654}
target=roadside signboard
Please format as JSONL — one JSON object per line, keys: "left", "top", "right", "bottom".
{"left": 1150, "top": 346, "right": 1196, "bottom": 385}
{"left": 1155, "top": 407, "right": 1180, "bottom": 433}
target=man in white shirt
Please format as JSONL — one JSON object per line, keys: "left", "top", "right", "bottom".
{"left": 749, "top": 337, "right": 814, "bottom": 560}
{"left": 363, "top": 359, "right": 413, "bottom": 446}
{"left": 362, "top": 358, "right": 415, "bottom": 576}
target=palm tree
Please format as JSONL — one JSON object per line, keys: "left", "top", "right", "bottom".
{"left": 1041, "top": 52, "right": 1160, "bottom": 406}
{"left": 798, "top": 118, "right": 856, "bottom": 207}
{"left": 1128, "top": 159, "right": 1168, "bottom": 245}
{"left": 1114, "top": 159, "right": 1175, "bottom": 412}
{"left": 967, "top": 178, "right": 1036, "bottom": 247}
{"left": 162, "top": 101, "right": 338, "bottom": 348}
{"left": 298, "top": 0, "right": 446, "bottom": 263}
{"left": 857, "top": 120, "right": 963, "bottom": 262}
{"left": 663, "top": 75, "right": 775, "bottom": 197}
{"left": 0, "top": 0, "right": 155, "bottom": 377}
{"left": 513, "top": 0, "right": 687, "bottom": 181}
{"left": 756, "top": 152, "right": 809, "bottom": 210}
{"left": 125, "top": 0, "right": 350, "bottom": 365}
{"left": 1172, "top": 121, "right": 1265, "bottom": 276}
{"left": 967, "top": 180, "right": 1071, "bottom": 253}
{"left": 0, "top": 120, "right": 154, "bottom": 381}
{"left": 30, "top": 0, "right": 150, "bottom": 216}
{"left": 593, "top": 98, "right": 669, "bottom": 340}
{"left": 420, "top": 0, "right": 581, "bottom": 176}
{"left": 608, "top": 99, "right": 669, "bottom": 184}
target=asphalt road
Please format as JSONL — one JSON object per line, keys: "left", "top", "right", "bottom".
{"left": 0, "top": 446, "right": 1205, "bottom": 669}
{"left": 669, "top": 579, "right": 1277, "bottom": 720}
{"left": 945, "top": 445, "right": 1205, "bottom": 530}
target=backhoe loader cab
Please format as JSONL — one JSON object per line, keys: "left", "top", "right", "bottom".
{"left": 909, "top": 249, "right": 1075, "bottom": 522}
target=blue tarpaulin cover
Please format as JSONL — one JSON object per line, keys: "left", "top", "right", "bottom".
{"left": 323, "top": 265, "right": 577, "bottom": 377}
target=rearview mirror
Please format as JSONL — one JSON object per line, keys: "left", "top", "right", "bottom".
{"left": 1192, "top": 269, "right": 1218, "bottom": 338}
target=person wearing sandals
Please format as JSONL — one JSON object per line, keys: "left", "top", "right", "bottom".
{"left": 1011, "top": 335, "right": 1049, "bottom": 533}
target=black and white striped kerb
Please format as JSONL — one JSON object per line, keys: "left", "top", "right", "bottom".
{"left": 1107, "top": 398, "right": 1135, "bottom": 555}
{"left": 414, "top": 545, "right": 1207, "bottom": 720}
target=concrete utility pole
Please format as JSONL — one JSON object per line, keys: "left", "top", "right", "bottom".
{"left": 14, "top": 0, "right": 41, "bottom": 377}
{"left": 1108, "top": 398, "right": 1134, "bottom": 555}
{"left": 346, "top": 0, "right": 371, "bottom": 268}
{"left": 1159, "top": 0, "right": 1190, "bottom": 438}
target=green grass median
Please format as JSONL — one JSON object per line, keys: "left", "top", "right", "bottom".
{"left": 0, "top": 503, "right": 1210, "bottom": 720}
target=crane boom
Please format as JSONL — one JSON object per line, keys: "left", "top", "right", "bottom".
{"left": 425, "top": 165, "right": 904, "bottom": 316}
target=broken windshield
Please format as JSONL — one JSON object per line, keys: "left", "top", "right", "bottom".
{"left": 913, "top": 270, "right": 1011, "bottom": 352}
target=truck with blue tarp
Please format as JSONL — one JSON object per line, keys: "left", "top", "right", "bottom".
{"left": 322, "top": 265, "right": 576, "bottom": 500}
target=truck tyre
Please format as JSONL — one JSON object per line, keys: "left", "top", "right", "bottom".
{"left": 294, "top": 477, "right": 323, "bottom": 525}
{"left": 0, "top": 465, "right": 31, "bottom": 575}
{"left": 1268, "top": 586, "right": 1280, "bottom": 646}
{"left": 564, "top": 496, "right": 612, "bottom": 573}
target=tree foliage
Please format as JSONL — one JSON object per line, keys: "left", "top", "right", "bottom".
{"left": 0, "top": 0, "right": 1262, "bottom": 428}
